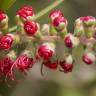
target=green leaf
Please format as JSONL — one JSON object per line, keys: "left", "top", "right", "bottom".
{"left": 0, "top": 0, "right": 16, "bottom": 11}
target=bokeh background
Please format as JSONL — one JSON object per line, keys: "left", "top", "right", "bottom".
{"left": 0, "top": 0, "right": 96, "bottom": 96}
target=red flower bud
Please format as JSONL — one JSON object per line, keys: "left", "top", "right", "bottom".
{"left": 64, "top": 34, "right": 73, "bottom": 48}
{"left": 0, "top": 57, "right": 14, "bottom": 79}
{"left": 16, "top": 54, "right": 34, "bottom": 72}
{"left": 0, "top": 34, "right": 14, "bottom": 50}
{"left": 60, "top": 61, "right": 73, "bottom": 73}
{"left": 82, "top": 52, "right": 95, "bottom": 65}
{"left": 1, "top": 57, "right": 14, "bottom": 75}
{"left": 43, "top": 60, "right": 58, "bottom": 70}
{"left": 49, "top": 10, "right": 63, "bottom": 20}
{"left": 80, "top": 16, "right": 95, "bottom": 22}
{"left": 16, "top": 6, "right": 34, "bottom": 21}
{"left": 64, "top": 34, "right": 79, "bottom": 48}
{"left": 0, "top": 10, "right": 6, "bottom": 21}
{"left": 24, "top": 21, "right": 38, "bottom": 36}
{"left": 59, "top": 55, "right": 73, "bottom": 73}
{"left": 38, "top": 43, "right": 55, "bottom": 60}
{"left": 53, "top": 16, "right": 68, "bottom": 31}
{"left": 80, "top": 16, "right": 96, "bottom": 26}
{"left": 0, "top": 10, "right": 8, "bottom": 30}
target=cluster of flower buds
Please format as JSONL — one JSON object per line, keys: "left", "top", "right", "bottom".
{"left": 16, "top": 6, "right": 41, "bottom": 39}
{"left": 49, "top": 10, "right": 68, "bottom": 38}
{"left": 0, "top": 5, "right": 96, "bottom": 81}
{"left": 0, "top": 50, "right": 34, "bottom": 80}
{"left": 74, "top": 16, "right": 96, "bottom": 38}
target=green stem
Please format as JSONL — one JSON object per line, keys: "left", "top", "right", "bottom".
{"left": 32, "top": 0, "right": 64, "bottom": 20}
{"left": 8, "top": 0, "right": 64, "bottom": 32}
{"left": 8, "top": 26, "right": 17, "bottom": 32}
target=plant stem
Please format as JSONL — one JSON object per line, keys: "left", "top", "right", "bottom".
{"left": 25, "top": 35, "right": 60, "bottom": 42}
{"left": 8, "top": 26, "right": 17, "bottom": 32}
{"left": 8, "top": 0, "right": 64, "bottom": 32}
{"left": 32, "top": 0, "right": 64, "bottom": 20}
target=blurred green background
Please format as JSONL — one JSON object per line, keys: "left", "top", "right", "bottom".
{"left": 0, "top": 0, "right": 96, "bottom": 96}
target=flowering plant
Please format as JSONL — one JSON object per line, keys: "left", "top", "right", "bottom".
{"left": 0, "top": 0, "right": 96, "bottom": 83}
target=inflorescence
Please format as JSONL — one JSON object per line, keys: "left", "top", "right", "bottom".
{"left": 0, "top": 6, "right": 96, "bottom": 81}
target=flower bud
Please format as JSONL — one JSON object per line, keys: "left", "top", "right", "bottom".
{"left": 60, "top": 55, "right": 73, "bottom": 73}
{"left": 16, "top": 6, "right": 35, "bottom": 22}
{"left": 24, "top": 20, "right": 38, "bottom": 36}
{"left": 41, "top": 24, "right": 50, "bottom": 35}
{"left": 0, "top": 10, "right": 8, "bottom": 30}
{"left": 43, "top": 60, "right": 58, "bottom": 70}
{"left": 37, "top": 42, "right": 55, "bottom": 60}
{"left": 64, "top": 33, "right": 79, "bottom": 48}
{"left": 0, "top": 34, "right": 14, "bottom": 50}
{"left": 74, "top": 17, "right": 84, "bottom": 37}
{"left": 0, "top": 53, "right": 15, "bottom": 80}
{"left": 49, "top": 10, "right": 63, "bottom": 20}
{"left": 81, "top": 16, "right": 96, "bottom": 38}
{"left": 7, "top": 50, "right": 17, "bottom": 60}
{"left": 53, "top": 16, "right": 68, "bottom": 31}
{"left": 75, "top": 16, "right": 96, "bottom": 38}
{"left": 1, "top": 57, "right": 14, "bottom": 76}
{"left": 80, "top": 16, "right": 96, "bottom": 26}
{"left": 82, "top": 52, "right": 95, "bottom": 65}
{"left": 16, "top": 53, "right": 34, "bottom": 72}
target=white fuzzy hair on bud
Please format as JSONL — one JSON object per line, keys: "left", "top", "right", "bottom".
{"left": 65, "top": 55, "right": 73, "bottom": 64}
{"left": 42, "top": 42, "right": 55, "bottom": 53}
